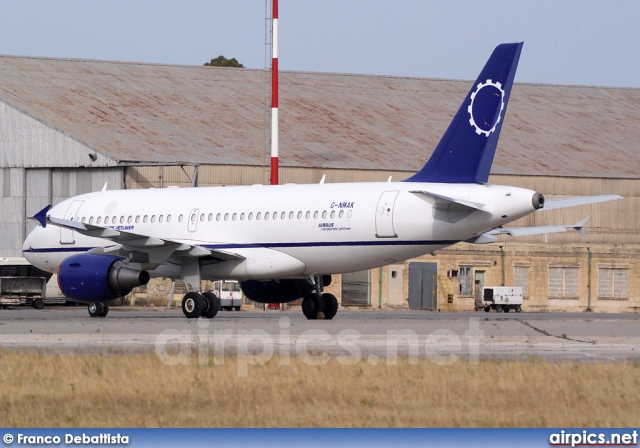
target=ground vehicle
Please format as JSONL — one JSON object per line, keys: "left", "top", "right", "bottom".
{"left": 0, "top": 257, "right": 66, "bottom": 309}
{"left": 213, "top": 280, "right": 243, "bottom": 311}
{"left": 481, "top": 286, "right": 523, "bottom": 313}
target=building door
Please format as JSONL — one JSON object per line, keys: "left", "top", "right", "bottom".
{"left": 341, "top": 270, "right": 371, "bottom": 306}
{"left": 474, "top": 270, "right": 485, "bottom": 309}
{"left": 60, "top": 200, "right": 83, "bottom": 244}
{"left": 188, "top": 208, "right": 199, "bottom": 233}
{"left": 409, "top": 262, "right": 437, "bottom": 310}
{"left": 375, "top": 191, "right": 399, "bottom": 238}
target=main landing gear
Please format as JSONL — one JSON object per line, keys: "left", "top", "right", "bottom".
{"left": 182, "top": 291, "right": 220, "bottom": 319}
{"left": 88, "top": 302, "right": 109, "bottom": 317}
{"left": 301, "top": 275, "right": 338, "bottom": 320}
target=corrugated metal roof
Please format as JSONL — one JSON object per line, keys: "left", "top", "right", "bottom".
{"left": 0, "top": 55, "right": 639, "bottom": 177}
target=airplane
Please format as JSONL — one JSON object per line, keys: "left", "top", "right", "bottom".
{"left": 22, "top": 42, "right": 621, "bottom": 319}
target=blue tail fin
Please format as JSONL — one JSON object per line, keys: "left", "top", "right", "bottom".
{"left": 405, "top": 42, "right": 523, "bottom": 184}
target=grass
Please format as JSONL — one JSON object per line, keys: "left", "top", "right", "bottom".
{"left": 1, "top": 350, "right": 638, "bottom": 427}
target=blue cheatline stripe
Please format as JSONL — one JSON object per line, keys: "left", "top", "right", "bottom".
{"left": 22, "top": 240, "right": 458, "bottom": 254}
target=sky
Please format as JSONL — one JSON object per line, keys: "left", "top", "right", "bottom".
{"left": 0, "top": 0, "right": 639, "bottom": 88}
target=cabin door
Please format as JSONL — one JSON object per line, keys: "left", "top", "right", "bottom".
{"left": 375, "top": 191, "right": 399, "bottom": 238}
{"left": 60, "top": 200, "right": 83, "bottom": 244}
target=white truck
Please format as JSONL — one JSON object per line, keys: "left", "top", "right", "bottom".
{"left": 481, "top": 286, "right": 523, "bottom": 313}
{"left": 213, "top": 280, "right": 243, "bottom": 311}
{"left": 0, "top": 257, "right": 66, "bottom": 309}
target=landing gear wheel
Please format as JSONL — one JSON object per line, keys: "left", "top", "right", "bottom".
{"left": 484, "top": 307, "right": 491, "bottom": 313}
{"left": 495, "top": 305, "right": 503, "bottom": 313}
{"left": 202, "top": 292, "right": 220, "bottom": 319}
{"left": 302, "top": 293, "right": 320, "bottom": 320}
{"left": 88, "top": 302, "right": 108, "bottom": 317}
{"left": 182, "top": 292, "right": 204, "bottom": 318}
{"left": 33, "top": 299, "right": 45, "bottom": 310}
{"left": 88, "top": 303, "right": 100, "bottom": 317}
{"left": 322, "top": 293, "right": 338, "bottom": 320}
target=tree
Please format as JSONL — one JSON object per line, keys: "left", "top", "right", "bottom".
{"left": 204, "top": 56, "right": 244, "bottom": 68}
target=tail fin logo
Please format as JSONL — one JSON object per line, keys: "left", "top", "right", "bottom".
{"left": 468, "top": 79, "right": 505, "bottom": 137}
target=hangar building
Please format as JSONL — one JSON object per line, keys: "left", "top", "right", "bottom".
{"left": 0, "top": 55, "right": 638, "bottom": 312}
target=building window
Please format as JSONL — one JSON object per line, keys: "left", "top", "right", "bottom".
{"left": 514, "top": 266, "right": 529, "bottom": 298}
{"left": 458, "top": 266, "right": 473, "bottom": 295}
{"left": 598, "top": 268, "right": 628, "bottom": 299}
{"left": 548, "top": 267, "right": 579, "bottom": 298}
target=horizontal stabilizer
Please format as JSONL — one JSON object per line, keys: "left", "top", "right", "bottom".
{"left": 410, "top": 190, "right": 485, "bottom": 211}
{"left": 541, "top": 194, "right": 622, "bottom": 211}
{"left": 485, "top": 217, "right": 591, "bottom": 239}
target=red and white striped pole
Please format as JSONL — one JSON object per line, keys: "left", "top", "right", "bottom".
{"left": 270, "top": 0, "right": 279, "bottom": 185}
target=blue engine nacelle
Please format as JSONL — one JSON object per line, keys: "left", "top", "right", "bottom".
{"left": 239, "top": 279, "right": 315, "bottom": 304}
{"left": 58, "top": 254, "right": 150, "bottom": 303}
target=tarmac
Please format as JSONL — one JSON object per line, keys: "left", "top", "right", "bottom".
{"left": 0, "top": 306, "right": 638, "bottom": 363}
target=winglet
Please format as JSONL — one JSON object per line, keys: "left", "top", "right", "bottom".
{"left": 405, "top": 42, "right": 523, "bottom": 184}
{"left": 30, "top": 205, "right": 51, "bottom": 228}
{"left": 572, "top": 216, "right": 590, "bottom": 238}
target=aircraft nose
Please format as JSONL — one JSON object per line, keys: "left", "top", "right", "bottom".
{"left": 23, "top": 226, "right": 46, "bottom": 262}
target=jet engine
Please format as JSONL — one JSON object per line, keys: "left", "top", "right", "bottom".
{"left": 58, "top": 254, "right": 150, "bottom": 303}
{"left": 240, "top": 279, "right": 315, "bottom": 304}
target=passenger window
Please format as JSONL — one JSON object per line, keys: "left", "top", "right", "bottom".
{"left": 273, "top": 212, "right": 278, "bottom": 220}
{"left": 248, "top": 212, "right": 253, "bottom": 220}
{"left": 330, "top": 211, "right": 335, "bottom": 218}
{"left": 208, "top": 214, "right": 213, "bottom": 221}
{"left": 128, "top": 216, "right": 132, "bottom": 224}
{"left": 224, "top": 213, "right": 229, "bottom": 221}
{"left": 81, "top": 217, "right": 86, "bottom": 223}
{"left": 143, "top": 216, "right": 148, "bottom": 223}
{"left": 339, "top": 210, "right": 344, "bottom": 218}
{"left": 178, "top": 215, "right": 183, "bottom": 222}
{"left": 347, "top": 210, "right": 353, "bottom": 218}
{"left": 216, "top": 213, "right": 221, "bottom": 221}
{"left": 314, "top": 211, "right": 319, "bottom": 219}
{"left": 297, "top": 211, "right": 302, "bottom": 219}
{"left": 151, "top": 215, "right": 156, "bottom": 223}
{"left": 256, "top": 212, "right": 262, "bottom": 220}
{"left": 305, "top": 211, "right": 310, "bottom": 219}
{"left": 120, "top": 216, "right": 124, "bottom": 224}
{"left": 232, "top": 213, "right": 237, "bottom": 221}
{"left": 322, "top": 211, "right": 327, "bottom": 219}
{"left": 265, "top": 212, "right": 269, "bottom": 221}
{"left": 97, "top": 217, "right": 102, "bottom": 224}
{"left": 240, "top": 213, "right": 245, "bottom": 220}
{"left": 281, "top": 212, "right": 286, "bottom": 220}
{"left": 167, "top": 215, "right": 172, "bottom": 223}
{"left": 159, "top": 215, "right": 164, "bottom": 223}
{"left": 200, "top": 214, "right": 205, "bottom": 222}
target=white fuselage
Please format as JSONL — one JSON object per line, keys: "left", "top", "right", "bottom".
{"left": 23, "top": 182, "right": 539, "bottom": 280}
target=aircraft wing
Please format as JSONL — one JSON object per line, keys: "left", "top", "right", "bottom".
{"left": 31, "top": 208, "right": 244, "bottom": 263}
{"left": 541, "top": 194, "right": 622, "bottom": 211}
{"left": 467, "top": 217, "right": 590, "bottom": 244}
